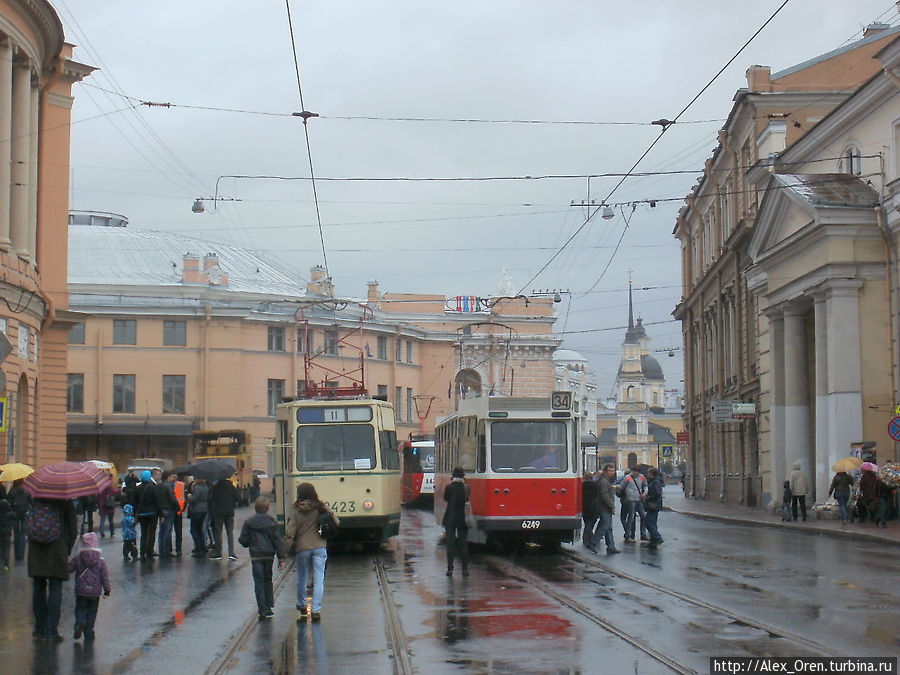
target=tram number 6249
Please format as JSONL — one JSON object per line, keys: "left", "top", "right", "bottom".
{"left": 521, "top": 520, "right": 541, "bottom": 529}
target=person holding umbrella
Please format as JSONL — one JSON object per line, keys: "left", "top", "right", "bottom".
{"left": 22, "top": 462, "right": 109, "bottom": 641}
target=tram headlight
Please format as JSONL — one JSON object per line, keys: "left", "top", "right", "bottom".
{"left": 363, "top": 499, "right": 375, "bottom": 511}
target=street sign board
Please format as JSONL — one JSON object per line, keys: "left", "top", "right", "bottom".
{"left": 659, "top": 444, "right": 674, "bottom": 458}
{"left": 676, "top": 431, "right": 689, "bottom": 444}
{"left": 889, "top": 417, "right": 900, "bottom": 442}
{"left": 732, "top": 402, "right": 756, "bottom": 419}
{"left": 0, "top": 397, "right": 6, "bottom": 432}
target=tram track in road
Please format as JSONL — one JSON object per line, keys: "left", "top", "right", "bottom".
{"left": 557, "top": 550, "right": 846, "bottom": 659}
{"left": 375, "top": 553, "right": 415, "bottom": 675}
{"left": 486, "top": 554, "right": 697, "bottom": 675}
{"left": 205, "top": 560, "right": 296, "bottom": 675}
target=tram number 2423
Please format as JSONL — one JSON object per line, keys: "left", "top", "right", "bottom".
{"left": 521, "top": 520, "right": 541, "bottom": 529}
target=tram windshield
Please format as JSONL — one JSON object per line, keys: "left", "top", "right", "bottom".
{"left": 296, "top": 425, "right": 376, "bottom": 471}
{"left": 490, "top": 420, "right": 568, "bottom": 472}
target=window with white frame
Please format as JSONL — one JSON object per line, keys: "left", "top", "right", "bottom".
{"left": 840, "top": 144, "right": 862, "bottom": 176}
{"left": 267, "top": 326, "right": 285, "bottom": 352}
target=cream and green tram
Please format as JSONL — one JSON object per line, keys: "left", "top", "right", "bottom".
{"left": 273, "top": 397, "right": 401, "bottom": 544}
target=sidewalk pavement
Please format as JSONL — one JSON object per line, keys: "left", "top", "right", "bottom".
{"left": 663, "top": 488, "right": 900, "bottom": 546}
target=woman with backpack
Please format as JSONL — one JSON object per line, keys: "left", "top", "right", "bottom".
{"left": 27, "top": 498, "right": 78, "bottom": 641}
{"left": 98, "top": 485, "right": 120, "bottom": 538}
{"left": 282, "top": 483, "right": 338, "bottom": 622}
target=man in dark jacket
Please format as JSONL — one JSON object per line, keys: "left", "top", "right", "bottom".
{"left": 238, "top": 496, "right": 284, "bottom": 619}
{"left": 581, "top": 471, "right": 599, "bottom": 548}
{"left": 209, "top": 479, "right": 238, "bottom": 560}
{"left": 28, "top": 498, "right": 78, "bottom": 640}
{"left": 134, "top": 470, "right": 161, "bottom": 561}
{"left": 8, "top": 479, "right": 31, "bottom": 561}
{"left": 156, "top": 472, "right": 179, "bottom": 558}
{"left": 588, "top": 464, "right": 620, "bottom": 554}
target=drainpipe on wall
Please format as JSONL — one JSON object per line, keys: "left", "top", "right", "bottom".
{"left": 203, "top": 305, "right": 211, "bottom": 428}
{"left": 874, "top": 205, "right": 899, "bottom": 429}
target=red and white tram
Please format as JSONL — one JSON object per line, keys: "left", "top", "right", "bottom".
{"left": 399, "top": 435, "right": 435, "bottom": 505}
{"left": 434, "top": 393, "right": 582, "bottom": 549}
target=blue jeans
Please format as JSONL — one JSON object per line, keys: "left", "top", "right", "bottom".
{"left": 99, "top": 511, "right": 115, "bottom": 537}
{"left": 295, "top": 547, "right": 328, "bottom": 613}
{"left": 590, "top": 511, "right": 616, "bottom": 551}
{"left": 834, "top": 491, "right": 850, "bottom": 522}
{"left": 74, "top": 595, "right": 100, "bottom": 638}
{"left": 251, "top": 558, "right": 275, "bottom": 614}
{"left": 158, "top": 509, "right": 175, "bottom": 556}
{"left": 32, "top": 576, "right": 62, "bottom": 637}
{"left": 645, "top": 508, "right": 661, "bottom": 542}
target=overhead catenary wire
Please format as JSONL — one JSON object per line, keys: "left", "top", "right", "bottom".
{"left": 516, "top": 0, "right": 793, "bottom": 297}
{"left": 284, "top": 0, "right": 329, "bottom": 277}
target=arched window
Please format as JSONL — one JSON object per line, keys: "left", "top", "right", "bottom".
{"left": 626, "top": 385, "right": 635, "bottom": 401}
{"left": 652, "top": 392, "right": 658, "bottom": 406}
{"left": 627, "top": 452, "right": 638, "bottom": 469}
{"left": 839, "top": 145, "right": 862, "bottom": 175}
{"left": 627, "top": 418, "right": 637, "bottom": 434}
{"left": 455, "top": 369, "right": 482, "bottom": 400}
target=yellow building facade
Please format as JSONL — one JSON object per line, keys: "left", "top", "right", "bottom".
{"left": 0, "top": 0, "right": 92, "bottom": 467}
{"left": 66, "top": 219, "right": 561, "bottom": 471}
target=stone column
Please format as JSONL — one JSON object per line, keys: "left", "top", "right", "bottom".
{"left": 813, "top": 294, "right": 830, "bottom": 502}
{"left": 0, "top": 40, "right": 12, "bottom": 250}
{"left": 768, "top": 309, "right": 785, "bottom": 502}
{"left": 824, "top": 281, "right": 864, "bottom": 499}
{"left": 10, "top": 56, "right": 30, "bottom": 260}
{"left": 783, "top": 305, "right": 812, "bottom": 496}
{"left": 27, "top": 74, "right": 38, "bottom": 259}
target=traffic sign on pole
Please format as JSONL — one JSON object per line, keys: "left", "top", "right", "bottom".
{"left": 888, "top": 416, "right": 900, "bottom": 442}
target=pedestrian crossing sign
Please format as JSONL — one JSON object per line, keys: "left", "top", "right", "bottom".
{"left": 0, "top": 397, "right": 6, "bottom": 432}
{"left": 660, "top": 444, "right": 674, "bottom": 458}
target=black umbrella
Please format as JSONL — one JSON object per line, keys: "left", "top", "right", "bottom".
{"left": 178, "top": 458, "right": 236, "bottom": 482}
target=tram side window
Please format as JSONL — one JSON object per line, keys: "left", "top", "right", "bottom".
{"left": 297, "top": 425, "right": 376, "bottom": 471}
{"left": 491, "top": 421, "right": 567, "bottom": 472}
{"left": 476, "top": 419, "right": 486, "bottom": 473}
{"left": 380, "top": 430, "right": 399, "bottom": 469}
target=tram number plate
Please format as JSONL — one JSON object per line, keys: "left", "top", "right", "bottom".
{"left": 328, "top": 501, "right": 356, "bottom": 513}
{"left": 521, "top": 520, "right": 541, "bottom": 529}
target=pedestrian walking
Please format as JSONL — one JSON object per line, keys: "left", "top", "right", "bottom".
{"left": 643, "top": 467, "right": 664, "bottom": 547}
{"left": 134, "top": 470, "right": 161, "bottom": 561}
{"left": 98, "top": 485, "right": 119, "bottom": 538}
{"left": 0, "top": 498, "right": 12, "bottom": 571}
{"left": 68, "top": 531, "right": 110, "bottom": 641}
{"left": 587, "top": 464, "right": 620, "bottom": 554}
{"left": 27, "top": 498, "right": 78, "bottom": 641}
{"left": 442, "top": 467, "right": 470, "bottom": 577}
{"left": 620, "top": 466, "right": 647, "bottom": 543}
{"left": 173, "top": 474, "right": 186, "bottom": 555}
{"left": 157, "top": 471, "right": 179, "bottom": 558}
{"left": 238, "top": 496, "right": 285, "bottom": 620}
{"left": 79, "top": 493, "right": 98, "bottom": 535}
{"left": 789, "top": 461, "right": 809, "bottom": 522}
{"left": 581, "top": 471, "right": 599, "bottom": 548}
{"left": 828, "top": 471, "right": 853, "bottom": 525}
{"left": 188, "top": 478, "right": 210, "bottom": 556}
{"left": 209, "top": 478, "right": 239, "bottom": 560}
{"left": 283, "top": 483, "right": 338, "bottom": 621}
{"left": 9, "top": 479, "right": 31, "bottom": 561}
{"left": 781, "top": 480, "right": 793, "bottom": 522}
{"left": 121, "top": 504, "right": 138, "bottom": 561}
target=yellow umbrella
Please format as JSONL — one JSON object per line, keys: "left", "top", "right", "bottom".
{"left": 832, "top": 457, "right": 863, "bottom": 473}
{"left": 0, "top": 462, "right": 35, "bottom": 482}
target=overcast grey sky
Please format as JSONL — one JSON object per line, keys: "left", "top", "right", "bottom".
{"left": 57, "top": 0, "right": 898, "bottom": 400}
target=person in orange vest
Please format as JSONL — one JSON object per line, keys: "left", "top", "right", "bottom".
{"left": 173, "top": 474, "right": 187, "bottom": 556}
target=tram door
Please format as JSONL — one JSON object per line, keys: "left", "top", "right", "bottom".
{"left": 274, "top": 418, "right": 294, "bottom": 530}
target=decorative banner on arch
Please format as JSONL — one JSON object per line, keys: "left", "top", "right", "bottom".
{"left": 444, "top": 296, "right": 490, "bottom": 314}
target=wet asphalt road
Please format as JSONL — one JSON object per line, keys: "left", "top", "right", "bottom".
{"left": 0, "top": 503, "right": 897, "bottom": 673}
